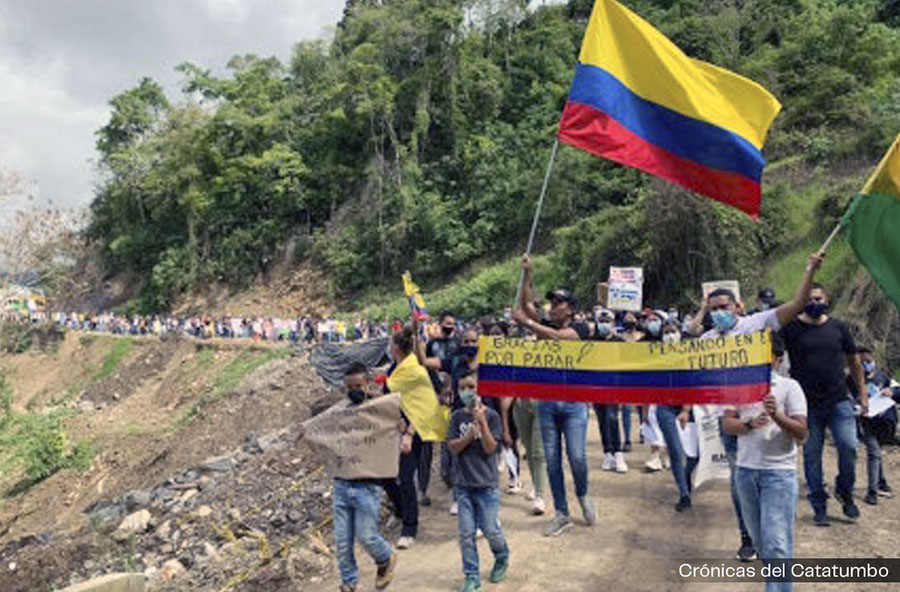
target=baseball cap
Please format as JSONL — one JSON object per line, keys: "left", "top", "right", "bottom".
{"left": 546, "top": 288, "right": 578, "bottom": 308}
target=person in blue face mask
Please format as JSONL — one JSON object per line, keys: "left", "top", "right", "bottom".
{"left": 690, "top": 253, "right": 824, "bottom": 563}
{"left": 855, "top": 347, "right": 895, "bottom": 506}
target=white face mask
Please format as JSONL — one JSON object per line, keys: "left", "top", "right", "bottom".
{"left": 662, "top": 332, "right": 680, "bottom": 344}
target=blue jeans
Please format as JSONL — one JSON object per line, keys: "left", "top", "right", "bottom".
{"left": 860, "top": 418, "right": 888, "bottom": 494}
{"left": 456, "top": 486, "right": 509, "bottom": 581}
{"left": 736, "top": 468, "right": 797, "bottom": 592}
{"left": 803, "top": 398, "right": 858, "bottom": 511}
{"left": 655, "top": 406, "right": 698, "bottom": 498}
{"left": 720, "top": 418, "right": 750, "bottom": 539}
{"left": 333, "top": 479, "right": 393, "bottom": 587}
{"left": 621, "top": 404, "right": 633, "bottom": 444}
{"left": 593, "top": 404, "right": 621, "bottom": 453}
{"left": 537, "top": 401, "right": 589, "bottom": 516}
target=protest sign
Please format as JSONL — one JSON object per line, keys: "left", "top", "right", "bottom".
{"left": 867, "top": 388, "right": 896, "bottom": 418}
{"left": 691, "top": 404, "right": 730, "bottom": 489}
{"left": 303, "top": 393, "right": 401, "bottom": 480}
{"left": 477, "top": 332, "right": 773, "bottom": 405}
{"left": 608, "top": 266, "right": 643, "bottom": 312}
{"left": 702, "top": 280, "right": 742, "bottom": 304}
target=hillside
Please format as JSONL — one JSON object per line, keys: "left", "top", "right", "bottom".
{"left": 0, "top": 330, "right": 340, "bottom": 591}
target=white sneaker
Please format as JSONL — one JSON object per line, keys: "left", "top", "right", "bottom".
{"left": 644, "top": 454, "right": 663, "bottom": 472}
{"left": 661, "top": 454, "right": 671, "bottom": 469}
{"left": 507, "top": 481, "right": 522, "bottom": 495}
{"left": 532, "top": 496, "right": 546, "bottom": 515}
{"left": 525, "top": 487, "right": 536, "bottom": 502}
{"left": 396, "top": 536, "right": 414, "bottom": 550}
{"left": 449, "top": 502, "right": 458, "bottom": 515}
{"left": 614, "top": 452, "right": 629, "bottom": 473}
{"left": 601, "top": 452, "right": 615, "bottom": 471}
{"left": 476, "top": 528, "right": 484, "bottom": 539}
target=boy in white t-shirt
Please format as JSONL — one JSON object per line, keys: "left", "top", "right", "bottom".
{"left": 723, "top": 335, "right": 808, "bottom": 592}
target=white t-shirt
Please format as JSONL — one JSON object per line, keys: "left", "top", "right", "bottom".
{"left": 728, "top": 373, "right": 807, "bottom": 471}
{"left": 701, "top": 309, "right": 781, "bottom": 339}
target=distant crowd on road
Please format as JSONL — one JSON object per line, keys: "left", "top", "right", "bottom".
{"left": 6, "top": 312, "right": 395, "bottom": 344}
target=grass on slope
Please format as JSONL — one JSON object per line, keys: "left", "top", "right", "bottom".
{"left": 173, "top": 346, "right": 293, "bottom": 429}
{"left": 95, "top": 338, "right": 133, "bottom": 380}
{"left": 355, "top": 254, "right": 561, "bottom": 321}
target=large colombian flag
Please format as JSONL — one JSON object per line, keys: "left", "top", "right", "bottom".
{"left": 477, "top": 333, "right": 772, "bottom": 405}
{"left": 558, "top": 0, "right": 782, "bottom": 217}
{"left": 843, "top": 133, "right": 900, "bottom": 312}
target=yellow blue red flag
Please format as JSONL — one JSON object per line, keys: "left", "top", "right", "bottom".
{"left": 558, "top": 0, "right": 781, "bottom": 217}
{"left": 402, "top": 271, "right": 430, "bottom": 321}
{"left": 477, "top": 332, "right": 773, "bottom": 404}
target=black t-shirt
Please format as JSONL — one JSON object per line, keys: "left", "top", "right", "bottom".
{"left": 426, "top": 337, "right": 460, "bottom": 360}
{"left": 448, "top": 407, "right": 502, "bottom": 488}
{"left": 780, "top": 318, "right": 856, "bottom": 406}
{"left": 540, "top": 318, "right": 590, "bottom": 340}
{"left": 425, "top": 336, "right": 460, "bottom": 391}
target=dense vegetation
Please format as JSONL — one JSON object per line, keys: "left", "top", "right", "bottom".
{"left": 86, "top": 0, "right": 900, "bottom": 314}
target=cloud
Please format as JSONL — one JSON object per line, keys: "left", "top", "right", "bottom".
{"left": 0, "top": 0, "right": 344, "bottom": 212}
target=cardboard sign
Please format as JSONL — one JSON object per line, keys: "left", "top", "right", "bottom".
{"left": 702, "top": 280, "right": 742, "bottom": 304}
{"left": 303, "top": 393, "right": 402, "bottom": 480}
{"left": 608, "top": 266, "right": 644, "bottom": 312}
{"left": 596, "top": 282, "right": 609, "bottom": 308}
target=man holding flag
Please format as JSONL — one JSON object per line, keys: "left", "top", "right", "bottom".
{"left": 512, "top": 254, "right": 595, "bottom": 537}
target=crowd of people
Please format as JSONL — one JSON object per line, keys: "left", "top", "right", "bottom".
{"left": 13, "top": 311, "right": 394, "bottom": 343}
{"left": 332, "top": 252, "right": 900, "bottom": 592}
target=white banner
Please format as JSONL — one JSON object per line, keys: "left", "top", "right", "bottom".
{"left": 691, "top": 404, "right": 730, "bottom": 490}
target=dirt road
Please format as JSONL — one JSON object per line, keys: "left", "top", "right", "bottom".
{"left": 309, "top": 425, "right": 900, "bottom": 592}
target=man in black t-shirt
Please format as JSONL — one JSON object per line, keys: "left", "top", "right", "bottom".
{"left": 780, "top": 283, "right": 867, "bottom": 525}
{"left": 513, "top": 254, "right": 595, "bottom": 537}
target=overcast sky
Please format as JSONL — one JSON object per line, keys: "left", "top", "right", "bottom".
{"left": 0, "top": 0, "right": 344, "bottom": 216}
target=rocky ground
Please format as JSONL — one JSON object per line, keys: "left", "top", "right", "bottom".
{"left": 0, "top": 332, "right": 341, "bottom": 591}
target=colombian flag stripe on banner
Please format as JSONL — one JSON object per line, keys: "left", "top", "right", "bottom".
{"left": 476, "top": 333, "right": 772, "bottom": 405}
{"left": 558, "top": 0, "right": 781, "bottom": 218}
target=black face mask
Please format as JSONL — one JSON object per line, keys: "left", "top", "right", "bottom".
{"left": 347, "top": 389, "right": 367, "bottom": 405}
{"left": 623, "top": 320, "right": 637, "bottom": 331}
{"left": 460, "top": 345, "right": 478, "bottom": 359}
{"left": 804, "top": 302, "right": 829, "bottom": 319}
{"left": 442, "top": 326, "right": 454, "bottom": 337}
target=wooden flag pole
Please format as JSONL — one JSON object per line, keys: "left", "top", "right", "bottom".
{"left": 817, "top": 219, "right": 845, "bottom": 256}
{"left": 514, "top": 139, "right": 560, "bottom": 309}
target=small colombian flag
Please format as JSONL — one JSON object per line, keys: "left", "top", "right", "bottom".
{"left": 402, "top": 271, "right": 430, "bottom": 321}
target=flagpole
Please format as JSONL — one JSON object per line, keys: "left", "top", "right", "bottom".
{"left": 817, "top": 219, "right": 845, "bottom": 255}
{"left": 514, "top": 138, "right": 560, "bottom": 309}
